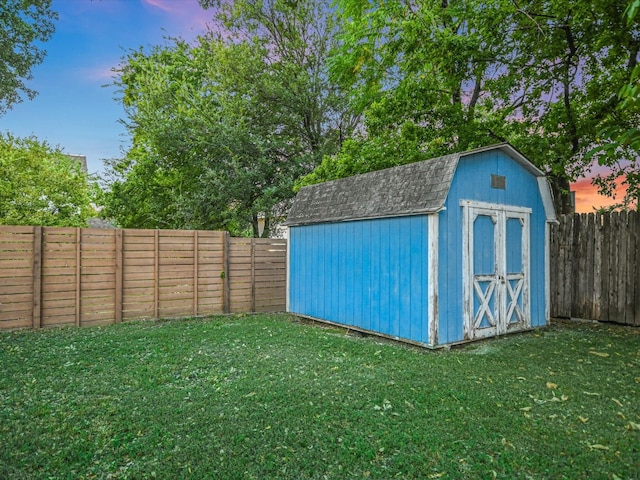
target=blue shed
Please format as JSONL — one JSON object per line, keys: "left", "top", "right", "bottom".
{"left": 285, "top": 143, "right": 557, "bottom": 348}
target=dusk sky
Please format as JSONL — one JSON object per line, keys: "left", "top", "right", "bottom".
{"left": 0, "top": 0, "right": 210, "bottom": 173}
{"left": 0, "top": 0, "right": 626, "bottom": 213}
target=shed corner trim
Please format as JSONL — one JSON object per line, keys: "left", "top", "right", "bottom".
{"left": 427, "top": 213, "right": 439, "bottom": 347}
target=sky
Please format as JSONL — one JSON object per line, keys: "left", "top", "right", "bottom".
{"left": 0, "top": 0, "right": 210, "bottom": 173}
{"left": 0, "top": 0, "right": 627, "bottom": 213}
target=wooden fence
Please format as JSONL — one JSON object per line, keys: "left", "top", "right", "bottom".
{"left": 550, "top": 211, "right": 639, "bottom": 326}
{"left": 0, "top": 226, "right": 286, "bottom": 330}
{"left": 4, "top": 213, "right": 637, "bottom": 330}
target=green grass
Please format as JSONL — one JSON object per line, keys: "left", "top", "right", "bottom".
{"left": 1, "top": 315, "right": 638, "bottom": 479}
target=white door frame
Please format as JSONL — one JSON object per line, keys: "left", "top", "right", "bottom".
{"left": 461, "top": 200, "right": 531, "bottom": 340}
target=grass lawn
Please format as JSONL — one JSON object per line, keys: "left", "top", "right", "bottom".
{"left": 1, "top": 315, "right": 638, "bottom": 479}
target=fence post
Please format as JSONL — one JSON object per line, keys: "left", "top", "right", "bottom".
{"left": 32, "top": 226, "right": 42, "bottom": 329}
{"left": 633, "top": 211, "right": 640, "bottom": 326}
{"left": 223, "top": 231, "right": 230, "bottom": 314}
{"left": 115, "top": 229, "right": 123, "bottom": 324}
{"left": 193, "top": 231, "right": 199, "bottom": 316}
{"left": 154, "top": 229, "right": 159, "bottom": 319}
{"left": 75, "top": 228, "right": 81, "bottom": 327}
{"left": 593, "top": 213, "right": 602, "bottom": 320}
{"left": 251, "top": 239, "right": 256, "bottom": 313}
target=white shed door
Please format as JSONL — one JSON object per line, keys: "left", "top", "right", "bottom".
{"left": 462, "top": 201, "right": 531, "bottom": 340}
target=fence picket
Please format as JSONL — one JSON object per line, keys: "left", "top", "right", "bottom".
{"left": 634, "top": 212, "right": 640, "bottom": 326}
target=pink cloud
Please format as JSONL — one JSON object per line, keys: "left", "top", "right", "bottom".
{"left": 142, "top": 0, "right": 175, "bottom": 13}
{"left": 141, "top": 0, "right": 212, "bottom": 33}
{"left": 79, "top": 65, "right": 117, "bottom": 82}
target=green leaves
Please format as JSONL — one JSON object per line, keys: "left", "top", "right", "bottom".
{"left": 103, "top": 38, "right": 289, "bottom": 234}
{"left": 302, "top": 0, "right": 640, "bottom": 211}
{"left": 584, "top": 0, "right": 640, "bottom": 210}
{"left": 305, "top": 0, "right": 523, "bottom": 186}
{"left": 0, "top": 0, "right": 58, "bottom": 114}
{"left": 624, "top": 0, "right": 640, "bottom": 25}
{"left": 0, "top": 133, "right": 95, "bottom": 226}
{"left": 104, "top": 0, "right": 353, "bottom": 235}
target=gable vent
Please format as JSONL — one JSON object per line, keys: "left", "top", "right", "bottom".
{"left": 491, "top": 174, "right": 506, "bottom": 189}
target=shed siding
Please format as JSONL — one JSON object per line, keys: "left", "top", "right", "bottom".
{"left": 289, "top": 216, "right": 429, "bottom": 344}
{"left": 438, "top": 150, "right": 548, "bottom": 344}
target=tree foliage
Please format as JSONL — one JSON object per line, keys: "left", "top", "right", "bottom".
{"left": 0, "top": 0, "right": 57, "bottom": 115}
{"left": 102, "top": 36, "right": 325, "bottom": 235}
{"left": 0, "top": 133, "right": 94, "bottom": 226}
{"left": 301, "top": 0, "right": 639, "bottom": 213}
{"left": 103, "top": 0, "right": 354, "bottom": 236}
{"left": 589, "top": 0, "right": 640, "bottom": 210}
{"left": 200, "top": 0, "right": 357, "bottom": 160}
{"left": 103, "top": 39, "right": 276, "bottom": 234}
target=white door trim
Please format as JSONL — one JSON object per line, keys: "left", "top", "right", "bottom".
{"left": 461, "top": 200, "right": 531, "bottom": 340}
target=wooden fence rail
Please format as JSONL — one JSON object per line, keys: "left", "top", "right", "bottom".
{"left": 0, "top": 226, "right": 287, "bottom": 330}
{"left": 550, "top": 211, "right": 639, "bottom": 326}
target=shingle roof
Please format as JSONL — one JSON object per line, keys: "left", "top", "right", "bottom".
{"left": 284, "top": 152, "right": 459, "bottom": 226}
{"left": 284, "top": 143, "right": 556, "bottom": 227}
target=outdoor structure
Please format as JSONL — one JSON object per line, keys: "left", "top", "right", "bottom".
{"left": 285, "top": 143, "right": 557, "bottom": 348}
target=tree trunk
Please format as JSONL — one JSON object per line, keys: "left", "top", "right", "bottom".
{"left": 251, "top": 215, "right": 259, "bottom": 238}
{"left": 549, "top": 174, "right": 574, "bottom": 215}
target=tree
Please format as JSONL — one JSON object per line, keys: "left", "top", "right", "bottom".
{"left": 199, "top": 0, "right": 358, "bottom": 163}
{"left": 0, "top": 0, "right": 57, "bottom": 115}
{"left": 507, "top": 0, "right": 639, "bottom": 212}
{"left": 304, "top": 0, "right": 639, "bottom": 213}
{"left": 104, "top": 0, "right": 356, "bottom": 236}
{"left": 102, "top": 37, "right": 312, "bottom": 236}
{"left": 299, "top": 0, "right": 517, "bottom": 188}
{"left": 0, "top": 133, "right": 95, "bottom": 226}
{"left": 588, "top": 0, "right": 640, "bottom": 210}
